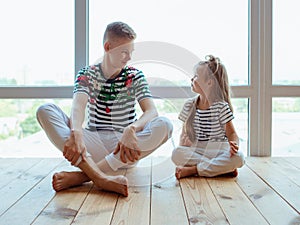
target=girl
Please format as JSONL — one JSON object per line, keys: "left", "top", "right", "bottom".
{"left": 172, "top": 55, "right": 244, "bottom": 179}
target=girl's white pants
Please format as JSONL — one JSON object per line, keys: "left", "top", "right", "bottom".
{"left": 172, "top": 141, "right": 245, "bottom": 177}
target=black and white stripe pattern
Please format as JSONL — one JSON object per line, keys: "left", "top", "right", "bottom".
{"left": 179, "top": 98, "right": 234, "bottom": 141}
{"left": 74, "top": 64, "right": 152, "bottom": 131}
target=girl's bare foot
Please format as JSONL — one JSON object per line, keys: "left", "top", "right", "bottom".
{"left": 175, "top": 166, "right": 198, "bottom": 179}
{"left": 52, "top": 171, "right": 90, "bottom": 192}
{"left": 94, "top": 175, "right": 129, "bottom": 197}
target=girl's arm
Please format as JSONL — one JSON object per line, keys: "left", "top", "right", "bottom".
{"left": 225, "top": 120, "right": 240, "bottom": 157}
{"left": 179, "top": 126, "right": 193, "bottom": 147}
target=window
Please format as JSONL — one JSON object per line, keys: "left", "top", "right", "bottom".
{"left": 1, "top": 0, "right": 300, "bottom": 157}
{"left": 273, "top": 0, "right": 300, "bottom": 85}
{"left": 0, "top": 0, "right": 74, "bottom": 86}
{"left": 272, "top": 98, "right": 300, "bottom": 156}
{"left": 0, "top": 99, "right": 72, "bottom": 157}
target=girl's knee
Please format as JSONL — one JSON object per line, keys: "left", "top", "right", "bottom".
{"left": 171, "top": 147, "right": 187, "bottom": 165}
{"left": 233, "top": 152, "right": 245, "bottom": 168}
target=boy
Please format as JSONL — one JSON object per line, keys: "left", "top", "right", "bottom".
{"left": 37, "top": 22, "right": 173, "bottom": 196}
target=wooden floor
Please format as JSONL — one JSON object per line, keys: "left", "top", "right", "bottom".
{"left": 0, "top": 157, "right": 299, "bottom": 225}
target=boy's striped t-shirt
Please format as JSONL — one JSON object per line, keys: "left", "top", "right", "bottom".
{"left": 179, "top": 98, "right": 234, "bottom": 141}
{"left": 74, "top": 64, "right": 152, "bottom": 132}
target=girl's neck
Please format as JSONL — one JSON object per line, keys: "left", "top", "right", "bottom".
{"left": 196, "top": 95, "right": 211, "bottom": 110}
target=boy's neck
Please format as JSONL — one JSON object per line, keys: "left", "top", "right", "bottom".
{"left": 100, "top": 58, "right": 123, "bottom": 79}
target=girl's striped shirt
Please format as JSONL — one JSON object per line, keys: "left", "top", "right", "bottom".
{"left": 179, "top": 98, "right": 234, "bottom": 141}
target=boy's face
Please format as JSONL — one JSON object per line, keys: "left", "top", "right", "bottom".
{"left": 105, "top": 38, "right": 134, "bottom": 69}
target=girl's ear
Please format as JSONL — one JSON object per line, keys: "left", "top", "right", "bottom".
{"left": 207, "top": 78, "right": 214, "bottom": 86}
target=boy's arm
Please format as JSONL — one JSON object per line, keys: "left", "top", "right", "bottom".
{"left": 114, "top": 98, "right": 158, "bottom": 163}
{"left": 64, "top": 92, "right": 88, "bottom": 165}
{"left": 130, "top": 98, "right": 158, "bottom": 131}
{"left": 70, "top": 92, "right": 88, "bottom": 132}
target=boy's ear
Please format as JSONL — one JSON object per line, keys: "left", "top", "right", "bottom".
{"left": 104, "top": 41, "right": 110, "bottom": 52}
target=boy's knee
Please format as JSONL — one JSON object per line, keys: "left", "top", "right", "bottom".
{"left": 164, "top": 118, "right": 173, "bottom": 138}
{"left": 155, "top": 116, "right": 173, "bottom": 138}
{"left": 36, "top": 103, "right": 54, "bottom": 118}
{"left": 36, "top": 103, "right": 58, "bottom": 128}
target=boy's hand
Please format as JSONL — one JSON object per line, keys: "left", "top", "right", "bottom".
{"left": 113, "top": 125, "right": 141, "bottom": 163}
{"left": 63, "top": 130, "right": 87, "bottom": 165}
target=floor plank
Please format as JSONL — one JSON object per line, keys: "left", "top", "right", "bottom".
{"left": 1, "top": 157, "right": 300, "bottom": 225}
{"left": 0, "top": 158, "right": 62, "bottom": 216}
{"left": 208, "top": 177, "right": 269, "bottom": 225}
{"left": 0, "top": 158, "right": 43, "bottom": 189}
{"left": 30, "top": 161, "right": 92, "bottom": 225}
{"left": 110, "top": 165, "right": 151, "bottom": 225}
{"left": 32, "top": 184, "right": 93, "bottom": 225}
{"left": 237, "top": 165, "right": 299, "bottom": 225}
{"left": 283, "top": 157, "right": 300, "bottom": 170}
{"left": 247, "top": 157, "right": 300, "bottom": 213}
{"left": 72, "top": 186, "right": 118, "bottom": 225}
{"left": 180, "top": 177, "right": 229, "bottom": 225}
{"left": 151, "top": 158, "right": 188, "bottom": 225}
{"left": 269, "top": 157, "right": 300, "bottom": 186}
{"left": 72, "top": 170, "right": 127, "bottom": 225}
{"left": 0, "top": 158, "right": 19, "bottom": 171}
{"left": 0, "top": 158, "right": 64, "bottom": 225}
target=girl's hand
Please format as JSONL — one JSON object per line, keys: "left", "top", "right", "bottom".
{"left": 179, "top": 133, "right": 193, "bottom": 147}
{"left": 229, "top": 141, "right": 239, "bottom": 157}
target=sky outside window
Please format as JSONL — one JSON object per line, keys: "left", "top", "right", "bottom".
{"left": 0, "top": 0, "right": 74, "bottom": 86}
{"left": 89, "top": 0, "right": 248, "bottom": 86}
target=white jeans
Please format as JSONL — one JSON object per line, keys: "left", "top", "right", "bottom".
{"left": 172, "top": 141, "right": 245, "bottom": 177}
{"left": 36, "top": 103, "right": 173, "bottom": 171}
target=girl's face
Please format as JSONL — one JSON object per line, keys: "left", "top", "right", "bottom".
{"left": 191, "top": 65, "right": 211, "bottom": 94}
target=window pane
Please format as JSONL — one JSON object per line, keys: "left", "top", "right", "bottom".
{"left": 273, "top": 0, "right": 300, "bottom": 85}
{"left": 89, "top": 0, "right": 248, "bottom": 86}
{"left": 0, "top": 1, "right": 74, "bottom": 86}
{"left": 272, "top": 98, "right": 300, "bottom": 156}
{"left": 134, "top": 63, "right": 191, "bottom": 87}
{"left": 0, "top": 99, "right": 72, "bottom": 157}
{"left": 232, "top": 98, "right": 248, "bottom": 156}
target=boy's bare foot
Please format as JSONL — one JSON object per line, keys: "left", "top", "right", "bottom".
{"left": 94, "top": 175, "right": 129, "bottom": 197}
{"left": 53, "top": 171, "right": 128, "bottom": 197}
{"left": 175, "top": 166, "right": 198, "bottom": 179}
{"left": 52, "top": 171, "right": 89, "bottom": 192}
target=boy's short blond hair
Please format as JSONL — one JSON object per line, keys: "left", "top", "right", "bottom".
{"left": 103, "top": 21, "right": 136, "bottom": 45}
